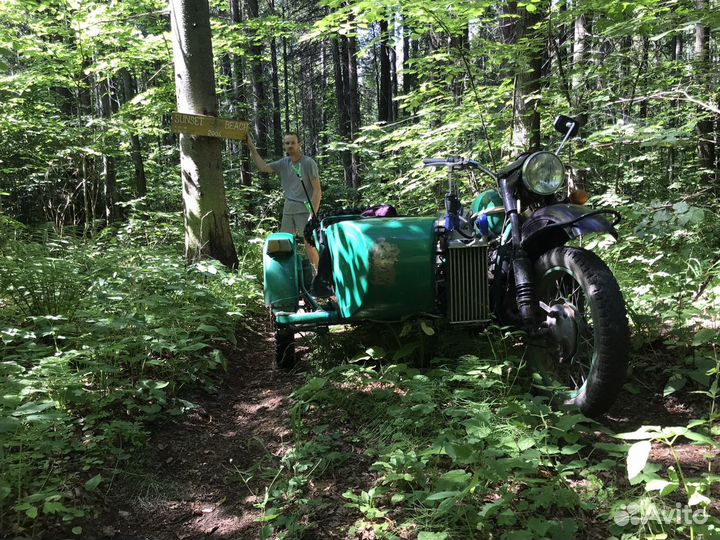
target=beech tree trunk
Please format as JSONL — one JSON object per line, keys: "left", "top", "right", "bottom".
{"left": 569, "top": 13, "right": 591, "bottom": 191}
{"left": 170, "top": 0, "right": 238, "bottom": 269}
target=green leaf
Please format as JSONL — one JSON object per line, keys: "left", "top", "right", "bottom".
{"left": 439, "top": 469, "right": 471, "bottom": 485}
{"left": 692, "top": 328, "right": 716, "bottom": 346}
{"left": 392, "top": 341, "right": 419, "bottom": 361}
{"left": 672, "top": 201, "right": 689, "bottom": 213}
{"left": 420, "top": 321, "right": 435, "bottom": 336}
{"left": 366, "top": 346, "right": 386, "bottom": 359}
{"left": 627, "top": 440, "right": 652, "bottom": 480}
{"left": 25, "top": 505, "right": 38, "bottom": 519}
{"left": 0, "top": 481, "right": 11, "bottom": 501}
{"left": 197, "top": 324, "right": 220, "bottom": 334}
{"left": 688, "top": 490, "right": 711, "bottom": 506}
{"left": 72, "top": 527, "right": 83, "bottom": 535}
{"left": 646, "top": 478, "right": 679, "bottom": 496}
{"left": 84, "top": 474, "right": 103, "bottom": 492}
{"left": 418, "top": 532, "right": 448, "bottom": 540}
{"left": 43, "top": 500, "right": 67, "bottom": 514}
{"left": 617, "top": 426, "right": 660, "bottom": 440}
{"left": 425, "top": 490, "right": 461, "bottom": 501}
{"left": 0, "top": 416, "right": 20, "bottom": 433}
{"left": 12, "top": 400, "right": 56, "bottom": 416}
{"left": 663, "top": 375, "right": 686, "bottom": 397}
{"left": 560, "top": 444, "right": 584, "bottom": 455}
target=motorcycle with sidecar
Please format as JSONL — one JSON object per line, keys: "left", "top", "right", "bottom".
{"left": 262, "top": 116, "right": 630, "bottom": 416}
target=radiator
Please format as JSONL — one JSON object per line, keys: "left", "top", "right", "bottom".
{"left": 447, "top": 244, "right": 490, "bottom": 324}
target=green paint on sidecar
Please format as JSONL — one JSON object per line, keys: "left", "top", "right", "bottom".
{"left": 263, "top": 232, "right": 299, "bottom": 312}
{"left": 325, "top": 216, "right": 436, "bottom": 320}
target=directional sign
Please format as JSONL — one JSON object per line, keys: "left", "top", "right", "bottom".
{"left": 171, "top": 112, "right": 248, "bottom": 140}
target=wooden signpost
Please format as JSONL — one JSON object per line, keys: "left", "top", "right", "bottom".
{"left": 171, "top": 112, "right": 248, "bottom": 140}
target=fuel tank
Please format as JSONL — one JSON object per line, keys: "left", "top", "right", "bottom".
{"left": 324, "top": 216, "right": 436, "bottom": 320}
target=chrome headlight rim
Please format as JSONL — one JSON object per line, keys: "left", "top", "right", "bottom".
{"left": 521, "top": 151, "right": 566, "bottom": 196}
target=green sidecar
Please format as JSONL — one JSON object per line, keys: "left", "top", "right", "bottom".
{"left": 264, "top": 204, "right": 497, "bottom": 368}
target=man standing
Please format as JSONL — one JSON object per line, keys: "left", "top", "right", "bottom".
{"left": 245, "top": 132, "right": 321, "bottom": 270}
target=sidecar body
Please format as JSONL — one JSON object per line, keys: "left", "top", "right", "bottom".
{"left": 264, "top": 211, "right": 494, "bottom": 333}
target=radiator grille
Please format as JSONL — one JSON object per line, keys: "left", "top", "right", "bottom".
{"left": 448, "top": 245, "right": 490, "bottom": 324}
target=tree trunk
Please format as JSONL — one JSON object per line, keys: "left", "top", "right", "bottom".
{"left": 333, "top": 37, "right": 352, "bottom": 188}
{"left": 283, "top": 36, "right": 290, "bottom": 133}
{"left": 79, "top": 56, "right": 96, "bottom": 235}
{"left": 229, "top": 0, "right": 252, "bottom": 187}
{"left": 347, "top": 35, "right": 361, "bottom": 189}
{"left": 694, "top": 0, "right": 715, "bottom": 184}
{"left": 504, "top": 1, "right": 542, "bottom": 152}
{"left": 246, "top": 0, "right": 267, "bottom": 155}
{"left": 402, "top": 20, "right": 412, "bottom": 96}
{"left": 99, "top": 75, "right": 117, "bottom": 223}
{"left": 120, "top": 68, "right": 147, "bottom": 196}
{"left": 270, "top": 0, "right": 283, "bottom": 160}
{"left": 378, "top": 20, "right": 393, "bottom": 123}
{"left": 171, "top": 0, "right": 238, "bottom": 269}
{"left": 569, "top": 13, "right": 591, "bottom": 191}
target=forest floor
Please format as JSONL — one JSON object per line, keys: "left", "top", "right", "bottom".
{"left": 82, "top": 331, "right": 719, "bottom": 540}
{"left": 84, "top": 328, "right": 368, "bottom": 540}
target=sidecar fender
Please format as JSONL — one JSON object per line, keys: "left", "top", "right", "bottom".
{"left": 521, "top": 204, "right": 619, "bottom": 258}
{"left": 263, "top": 233, "right": 299, "bottom": 313}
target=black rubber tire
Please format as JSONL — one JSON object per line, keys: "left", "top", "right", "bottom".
{"left": 275, "top": 328, "right": 296, "bottom": 370}
{"left": 531, "top": 247, "right": 630, "bottom": 416}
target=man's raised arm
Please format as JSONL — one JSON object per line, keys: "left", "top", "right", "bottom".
{"left": 244, "top": 135, "right": 275, "bottom": 174}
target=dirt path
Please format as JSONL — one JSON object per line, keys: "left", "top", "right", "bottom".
{"left": 88, "top": 330, "right": 303, "bottom": 540}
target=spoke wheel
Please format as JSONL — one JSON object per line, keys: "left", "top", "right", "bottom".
{"left": 530, "top": 247, "right": 630, "bottom": 416}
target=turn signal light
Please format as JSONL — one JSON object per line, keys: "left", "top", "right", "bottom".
{"left": 569, "top": 190, "right": 590, "bottom": 205}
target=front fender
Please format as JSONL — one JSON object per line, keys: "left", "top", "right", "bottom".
{"left": 521, "top": 204, "right": 620, "bottom": 258}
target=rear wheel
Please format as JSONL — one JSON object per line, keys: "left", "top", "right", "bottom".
{"left": 530, "top": 247, "right": 630, "bottom": 416}
{"left": 275, "top": 327, "right": 296, "bottom": 369}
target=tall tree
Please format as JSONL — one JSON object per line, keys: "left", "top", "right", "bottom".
{"left": 246, "top": 0, "right": 268, "bottom": 158}
{"left": 378, "top": 20, "right": 394, "bottom": 123}
{"left": 569, "top": 9, "right": 591, "bottom": 191}
{"left": 694, "top": 0, "right": 715, "bottom": 184}
{"left": 98, "top": 75, "right": 117, "bottom": 223}
{"left": 269, "top": 0, "right": 283, "bottom": 155}
{"left": 120, "top": 68, "right": 147, "bottom": 196}
{"left": 503, "top": 1, "right": 542, "bottom": 152}
{"left": 170, "top": 0, "right": 238, "bottom": 268}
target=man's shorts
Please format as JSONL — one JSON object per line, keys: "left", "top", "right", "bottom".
{"left": 280, "top": 211, "right": 310, "bottom": 238}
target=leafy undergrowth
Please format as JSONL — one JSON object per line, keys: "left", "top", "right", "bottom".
{"left": 0, "top": 212, "right": 263, "bottom": 537}
{"left": 255, "top": 324, "right": 718, "bottom": 540}
{"left": 256, "top": 198, "right": 720, "bottom": 540}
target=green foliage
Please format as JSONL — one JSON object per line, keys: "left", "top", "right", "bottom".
{"left": 0, "top": 211, "right": 263, "bottom": 536}
{"left": 258, "top": 342, "right": 611, "bottom": 539}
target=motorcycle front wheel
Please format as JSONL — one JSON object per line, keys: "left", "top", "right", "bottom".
{"left": 529, "top": 247, "right": 630, "bottom": 416}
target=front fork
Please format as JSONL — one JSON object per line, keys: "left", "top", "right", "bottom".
{"left": 499, "top": 177, "right": 541, "bottom": 335}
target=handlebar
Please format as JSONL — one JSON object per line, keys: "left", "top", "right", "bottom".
{"left": 423, "top": 157, "right": 481, "bottom": 170}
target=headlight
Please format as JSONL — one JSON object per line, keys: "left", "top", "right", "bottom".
{"left": 521, "top": 151, "right": 565, "bottom": 195}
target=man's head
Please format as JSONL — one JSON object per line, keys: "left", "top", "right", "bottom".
{"left": 284, "top": 133, "right": 301, "bottom": 159}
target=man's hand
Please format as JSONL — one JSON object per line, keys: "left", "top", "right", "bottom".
{"left": 244, "top": 134, "right": 274, "bottom": 174}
